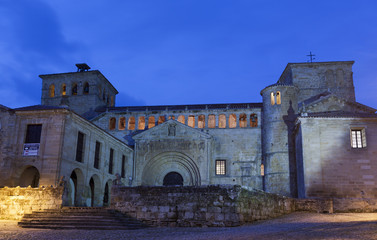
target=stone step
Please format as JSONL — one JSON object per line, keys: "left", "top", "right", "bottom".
{"left": 18, "top": 208, "right": 147, "bottom": 230}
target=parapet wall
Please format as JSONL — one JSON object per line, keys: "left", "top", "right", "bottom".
{"left": 111, "top": 185, "right": 331, "bottom": 227}
{"left": 0, "top": 186, "right": 64, "bottom": 220}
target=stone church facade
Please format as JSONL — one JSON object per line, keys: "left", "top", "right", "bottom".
{"left": 1, "top": 61, "right": 377, "bottom": 209}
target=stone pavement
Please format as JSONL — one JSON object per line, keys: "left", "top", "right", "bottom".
{"left": 1, "top": 212, "right": 377, "bottom": 240}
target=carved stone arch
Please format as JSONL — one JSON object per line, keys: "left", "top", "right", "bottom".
{"left": 141, "top": 151, "right": 201, "bottom": 186}
{"left": 66, "top": 168, "right": 85, "bottom": 206}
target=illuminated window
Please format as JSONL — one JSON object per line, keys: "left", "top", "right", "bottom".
{"left": 49, "top": 84, "right": 55, "bottom": 97}
{"left": 219, "top": 114, "right": 226, "bottom": 128}
{"left": 168, "top": 115, "right": 175, "bottom": 120}
{"left": 250, "top": 114, "right": 258, "bottom": 127}
{"left": 215, "top": 160, "right": 226, "bottom": 175}
{"left": 118, "top": 117, "right": 126, "bottom": 130}
{"left": 178, "top": 115, "right": 185, "bottom": 124}
{"left": 270, "top": 92, "right": 275, "bottom": 105}
{"left": 198, "top": 115, "right": 205, "bottom": 128}
{"left": 83, "top": 82, "right": 89, "bottom": 94}
{"left": 261, "top": 164, "right": 265, "bottom": 176}
{"left": 128, "top": 116, "right": 135, "bottom": 130}
{"left": 109, "top": 117, "right": 116, "bottom": 130}
{"left": 158, "top": 116, "right": 165, "bottom": 125}
{"left": 239, "top": 113, "right": 247, "bottom": 128}
{"left": 229, "top": 114, "right": 237, "bottom": 128}
{"left": 276, "top": 91, "right": 281, "bottom": 105}
{"left": 188, "top": 115, "right": 195, "bottom": 128}
{"left": 62, "top": 84, "right": 67, "bottom": 96}
{"left": 351, "top": 128, "right": 366, "bottom": 148}
{"left": 75, "top": 131, "right": 85, "bottom": 163}
{"left": 72, "top": 83, "right": 78, "bottom": 95}
{"left": 138, "top": 116, "right": 145, "bottom": 130}
{"left": 148, "top": 116, "right": 155, "bottom": 128}
{"left": 110, "top": 96, "right": 114, "bottom": 107}
{"left": 208, "top": 114, "right": 216, "bottom": 128}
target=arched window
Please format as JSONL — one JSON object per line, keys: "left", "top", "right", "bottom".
{"left": 239, "top": 113, "right": 247, "bottom": 128}
{"left": 276, "top": 91, "right": 281, "bottom": 105}
{"left": 208, "top": 114, "right": 216, "bottom": 128}
{"left": 261, "top": 164, "right": 265, "bottom": 176}
{"left": 168, "top": 115, "right": 175, "bottom": 120}
{"left": 178, "top": 115, "right": 185, "bottom": 124}
{"left": 219, "top": 114, "right": 226, "bottom": 128}
{"left": 109, "top": 117, "right": 116, "bottom": 130}
{"left": 229, "top": 114, "right": 237, "bottom": 128}
{"left": 138, "top": 116, "right": 145, "bottom": 130}
{"left": 148, "top": 116, "right": 155, "bottom": 128}
{"left": 118, "top": 117, "right": 126, "bottom": 130}
{"left": 250, "top": 114, "right": 258, "bottom": 127}
{"left": 72, "top": 83, "right": 78, "bottom": 95}
{"left": 198, "top": 115, "right": 205, "bottom": 128}
{"left": 62, "top": 84, "right": 67, "bottom": 96}
{"left": 158, "top": 116, "right": 165, "bottom": 125}
{"left": 188, "top": 115, "right": 195, "bottom": 128}
{"left": 270, "top": 92, "right": 275, "bottom": 105}
{"left": 49, "top": 84, "right": 55, "bottom": 97}
{"left": 83, "top": 82, "right": 89, "bottom": 94}
{"left": 128, "top": 116, "right": 135, "bottom": 130}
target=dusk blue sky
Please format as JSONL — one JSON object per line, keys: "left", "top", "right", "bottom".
{"left": 1, "top": 1, "right": 377, "bottom": 109}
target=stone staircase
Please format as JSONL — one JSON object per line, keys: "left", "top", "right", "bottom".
{"left": 18, "top": 207, "right": 148, "bottom": 230}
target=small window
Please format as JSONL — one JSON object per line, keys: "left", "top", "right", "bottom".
{"left": 168, "top": 115, "right": 175, "bottom": 120}
{"left": 229, "top": 114, "right": 237, "bottom": 128}
{"left": 270, "top": 92, "right": 275, "bottom": 105}
{"left": 239, "top": 113, "right": 247, "bottom": 128}
{"left": 121, "top": 155, "right": 126, "bottom": 178}
{"left": 83, "top": 82, "right": 89, "bottom": 94}
{"left": 128, "top": 116, "right": 135, "bottom": 130}
{"left": 138, "top": 116, "right": 145, "bottom": 130}
{"left": 62, "top": 84, "right": 67, "bottom": 96}
{"left": 351, "top": 128, "right": 367, "bottom": 148}
{"left": 109, "top": 117, "right": 116, "bottom": 130}
{"left": 75, "top": 131, "right": 85, "bottom": 162}
{"left": 276, "top": 91, "right": 281, "bottom": 105}
{"left": 261, "top": 164, "right": 265, "bottom": 176}
{"left": 215, "top": 160, "right": 226, "bottom": 175}
{"left": 25, "top": 124, "right": 42, "bottom": 143}
{"left": 72, "top": 83, "right": 78, "bottom": 95}
{"left": 148, "top": 116, "right": 155, "bottom": 129}
{"left": 198, "top": 115, "right": 205, "bottom": 128}
{"left": 158, "top": 116, "right": 165, "bottom": 125}
{"left": 219, "top": 114, "right": 226, "bottom": 128}
{"left": 250, "top": 114, "right": 258, "bottom": 127}
{"left": 109, "top": 148, "right": 114, "bottom": 174}
{"left": 208, "top": 114, "right": 216, "bottom": 128}
{"left": 94, "top": 141, "right": 101, "bottom": 169}
{"left": 118, "top": 117, "right": 126, "bottom": 130}
{"left": 110, "top": 96, "right": 114, "bottom": 107}
{"left": 49, "top": 84, "right": 55, "bottom": 97}
{"left": 178, "top": 115, "right": 185, "bottom": 124}
{"left": 188, "top": 115, "right": 195, "bottom": 128}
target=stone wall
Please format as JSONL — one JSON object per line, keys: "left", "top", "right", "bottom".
{"left": 111, "top": 185, "right": 314, "bottom": 227}
{"left": 0, "top": 186, "right": 64, "bottom": 220}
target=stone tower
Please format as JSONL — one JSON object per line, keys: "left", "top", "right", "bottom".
{"left": 40, "top": 64, "right": 118, "bottom": 118}
{"left": 261, "top": 84, "right": 298, "bottom": 197}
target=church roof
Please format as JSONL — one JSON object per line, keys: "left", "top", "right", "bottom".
{"left": 14, "top": 105, "right": 66, "bottom": 111}
{"left": 299, "top": 111, "right": 377, "bottom": 119}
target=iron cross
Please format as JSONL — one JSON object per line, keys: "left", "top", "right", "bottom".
{"left": 307, "top": 51, "right": 316, "bottom": 63}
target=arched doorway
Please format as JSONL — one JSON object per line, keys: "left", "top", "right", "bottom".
{"left": 163, "top": 172, "right": 183, "bottom": 186}
{"left": 19, "top": 166, "right": 39, "bottom": 187}
{"left": 89, "top": 178, "right": 95, "bottom": 207}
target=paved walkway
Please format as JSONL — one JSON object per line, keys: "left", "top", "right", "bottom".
{"left": 1, "top": 212, "right": 377, "bottom": 239}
